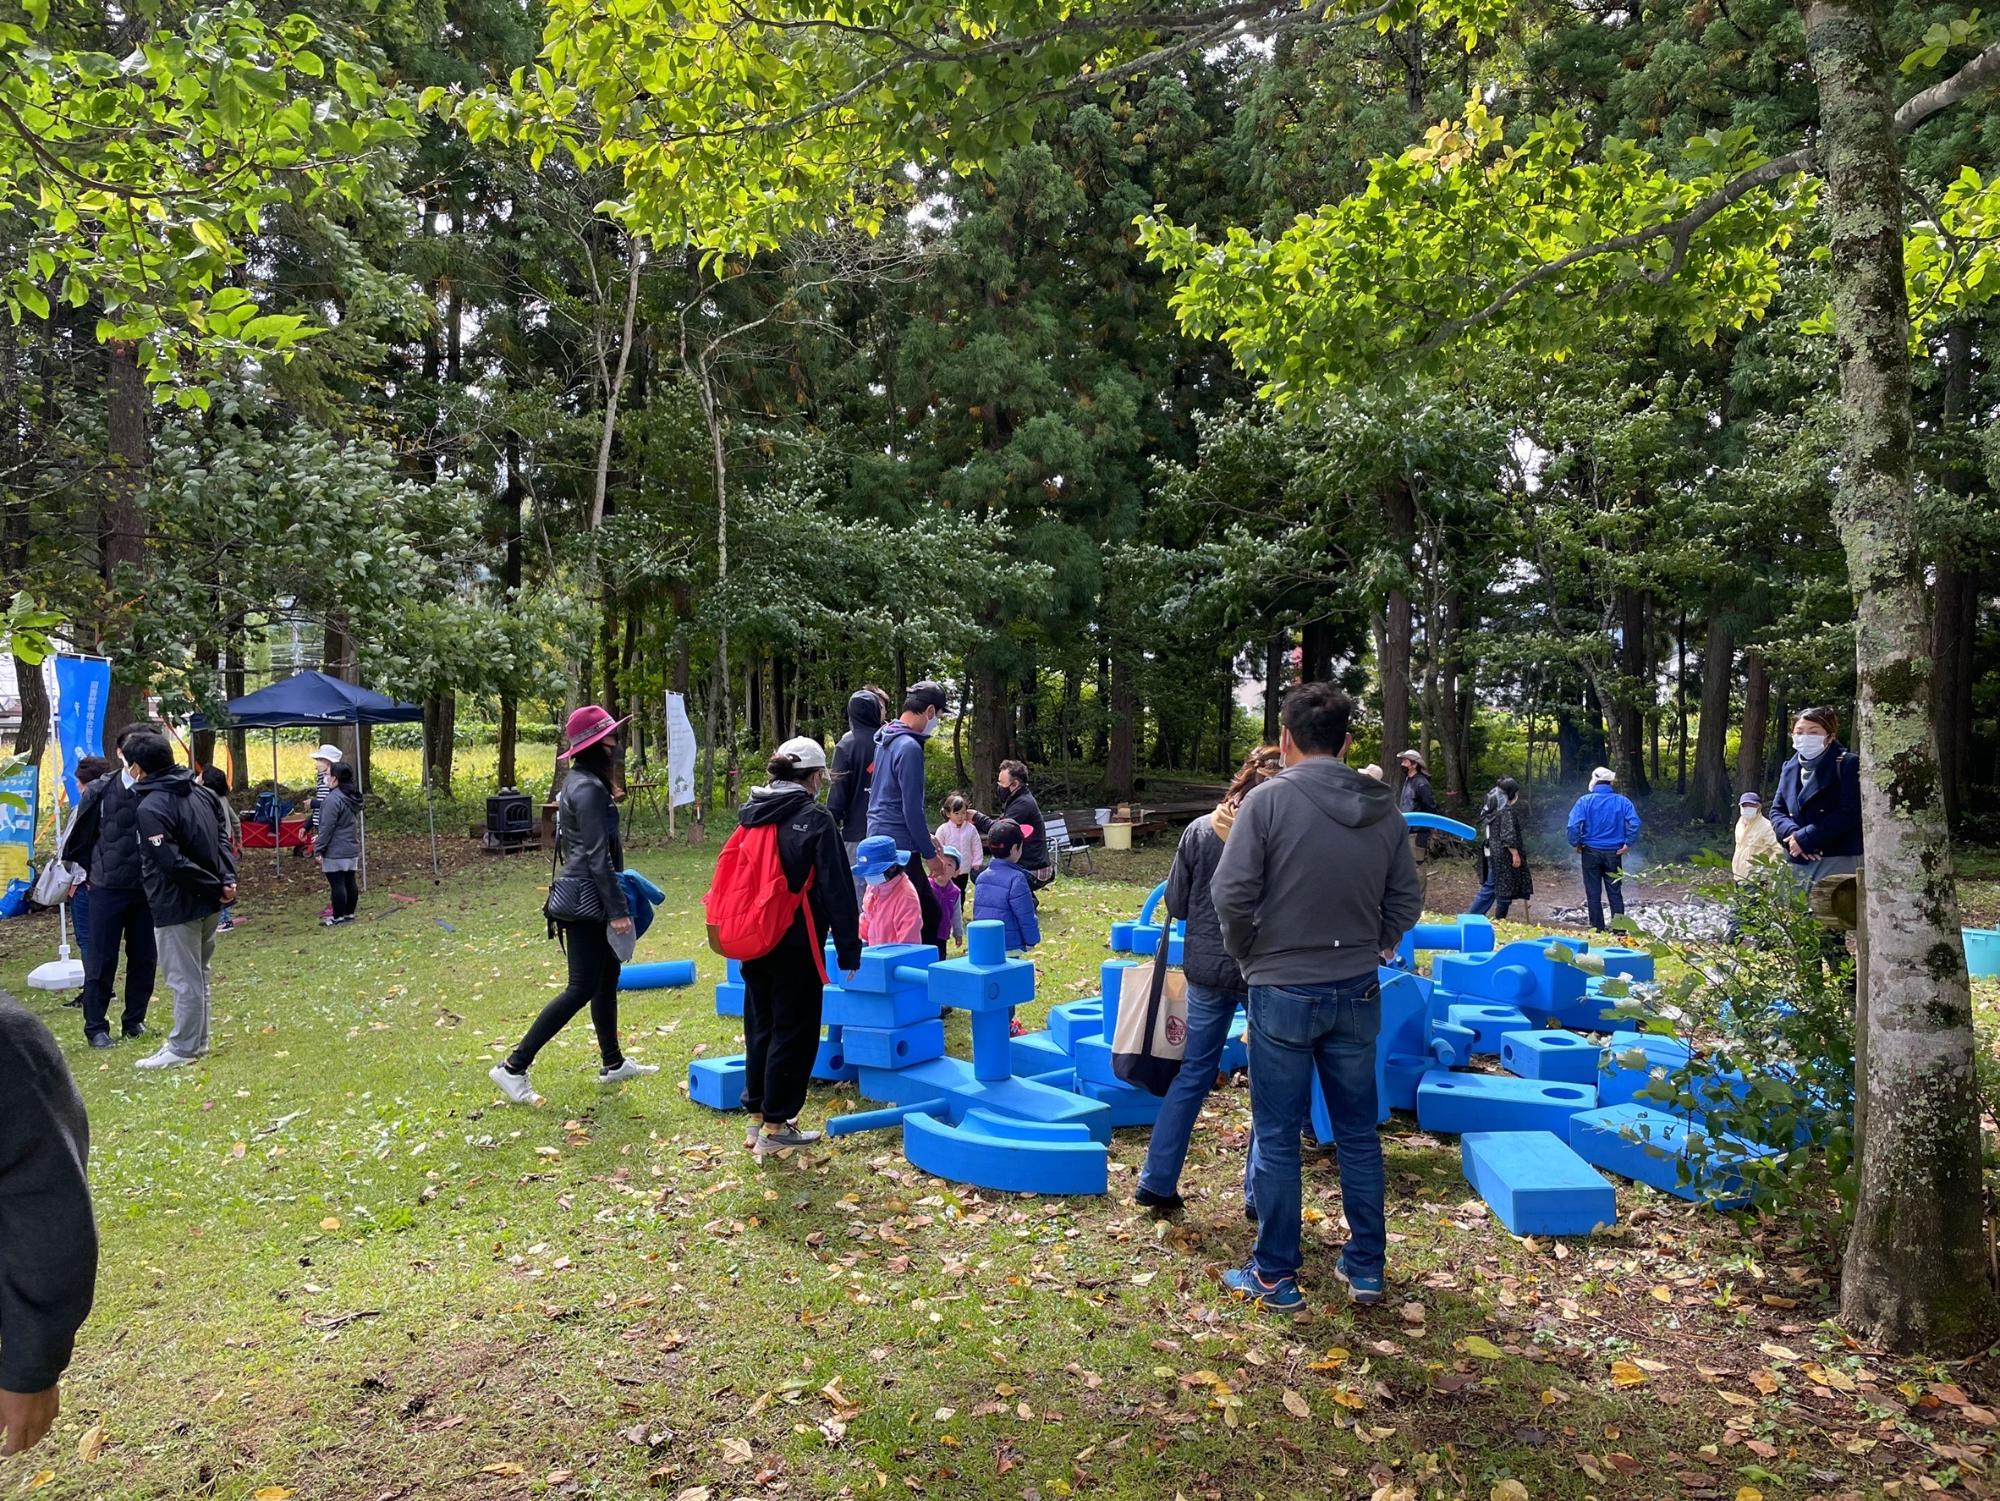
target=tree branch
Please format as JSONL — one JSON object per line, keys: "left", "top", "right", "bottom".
{"left": 1895, "top": 39, "right": 2000, "bottom": 136}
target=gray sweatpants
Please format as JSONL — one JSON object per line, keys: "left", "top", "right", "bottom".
{"left": 156, "top": 914, "right": 219, "bottom": 1058}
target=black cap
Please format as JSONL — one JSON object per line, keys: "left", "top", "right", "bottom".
{"left": 904, "top": 681, "right": 948, "bottom": 714}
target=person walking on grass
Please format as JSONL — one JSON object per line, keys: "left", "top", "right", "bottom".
{"left": 1467, "top": 778, "right": 1532, "bottom": 920}
{"left": 313, "top": 762, "right": 362, "bottom": 927}
{"left": 1396, "top": 749, "right": 1437, "bottom": 905}
{"left": 63, "top": 756, "right": 115, "bottom": 969}
{"left": 1135, "top": 744, "right": 1284, "bottom": 1221}
{"left": 865, "top": 682, "right": 952, "bottom": 948}
{"left": 126, "top": 731, "right": 236, "bottom": 1070}
{"left": 59, "top": 725, "right": 158, "bottom": 1049}
{"left": 489, "top": 707, "right": 657, "bottom": 1105}
{"left": 199, "top": 764, "right": 242, "bottom": 932}
{"left": 729, "top": 738, "right": 862, "bottom": 1157}
{"left": 1210, "top": 685, "right": 1422, "bottom": 1312}
{"left": 0, "top": 995, "right": 97, "bottom": 1456}
{"left": 1565, "top": 767, "right": 1641, "bottom": 932}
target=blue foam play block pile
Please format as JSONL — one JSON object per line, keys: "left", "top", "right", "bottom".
{"left": 1567, "top": 1102, "right": 1776, "bottom": 1207}
{"left": 1446, "top": 1003, "right": 1533, "bottom": 1055}
{"left": 1461, "top": 1131, "right": 1616, "bottom": 1236}
{"left": 1595, "top": 1034, "right": 1693, "bottom": 1108}
{"left": 1416, "top": 1070, "right": 1596, "bottom": 1135}
{"left": 688, "top": 1054, "right": 746, "bottom": 1110}
{"left": 821, "top": 982, "right": 939, "bottom": 1030}
{"left": 811, "top": 1036, "right": 857, "bottom": 1082}
{"left": 1499, "top": 1029, "right": 1600, "bottom": 1084}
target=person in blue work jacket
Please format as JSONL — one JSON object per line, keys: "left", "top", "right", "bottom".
{"left": 1564, "top": 767, "right": 1641, "bottom": 932}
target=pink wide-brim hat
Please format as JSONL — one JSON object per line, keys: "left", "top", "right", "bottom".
{"left": 562, "top": 704, "right": 630, "bottom": 757}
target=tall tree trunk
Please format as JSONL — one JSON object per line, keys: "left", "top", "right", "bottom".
{"left": 101, "top": 340, "right": 149, "bottom": 745}
{"left": 13, "top": 655, "right": 47, "bottom": 763}
{"left": 1435, "top": 590, "right": 1469, "bottom": 806}
{"left": 1616, "top": 585, "right": 1651, "bottom": 793}
{"left": 1299, "top": 618, "right": 1335, "bottom": 683}
{"left": 1105, "top": 648, "right": 1137, "bottom": 801}
{"left": 971, "top": 659, "right": 1012, "bottom": 799}
{"left": 1932, "top": 323, "right": 1979, "bottom": 828}
{"left": 1736, "top": 648, "right": 1770, "bottom": 799}
{"left": 497, "top": 432, "right": 525, "bottom": 792}
{"left": 1689, "top": 610, "right": 1734, "bottom": 820}
{"left": 1093, "top": 655, "right": 1109, "bottom": 763}
{"left": 322, "top": 622, "right": 360, "bottom": 768}
{"left": 1379, "top": 484, "right": 1415, "bottom": 760}
{"left": 1263, "top": 630, "right": 1288, "bottom": 743}
{"left": 1806, "top": 0, "right": 1996, "bottom": 1353}
{"left": 1675, "top": 609, "right": 1689, "bottom": 794}
{"left": 1217, "top": 659, "right": 1235, "bottom": 777}
{"left": 425, "top": 695, "right": 457, "bottom": 795}
{"left": 225, "top": 633, "right": 248, "bottom": 783}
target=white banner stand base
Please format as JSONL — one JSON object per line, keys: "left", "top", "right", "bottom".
{"left": 28, "top": 951, "right": 85, "bottom": 991}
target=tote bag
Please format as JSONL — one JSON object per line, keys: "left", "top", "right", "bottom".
{"left": 1112, "top": 954, "right": 1189, "bottom": 1096}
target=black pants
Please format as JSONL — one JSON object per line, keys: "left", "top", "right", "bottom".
{"left": 1579, "top": 848, "right": 1626, "bottom": 931}
{"left": 506, "top": 920, "right": 623, "bottom": 1072}
{"left": 326, "top": 870, "right": 358, "bottom": 919}
{"left": 904, "top": 854, "right": 947, "bottom": 959}
{"left": 741, "top": 925, "right": 826, "bottom": 1122}
{"left": 79, "top": 884, "right": 155, "bottom": 1040}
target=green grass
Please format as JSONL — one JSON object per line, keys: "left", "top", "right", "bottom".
{"left": 0, "top": 846, "right": 1990, "bottom": 1500}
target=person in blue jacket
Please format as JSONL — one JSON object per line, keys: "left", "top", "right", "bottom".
{"left": 866, "top": 681, "right": 950, "bottom": 949}
{"left": 1768, "top": 707, "right": 1863, "bottom": 887}
{"left": 1564, "top": 767, "right": 1641, "bottom": 932}
{"left": 972, "top": 820, "right": 1041, "bottom": 952}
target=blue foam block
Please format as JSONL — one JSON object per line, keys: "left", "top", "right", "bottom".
{"left": 725, "top": 958, "right": 742, "bottom": 983}
{"left": 841, "top": 944, "right": 944, "bottom": 994}
{"left": 1568, "top": 1102, "right": 1776, "bottom": 1207}
{"left": 620, "top": 959, "right": 698, "bottom": 990}
{"left": 812, "top": 1035, "right": 857, "bottom": 1082}
{"left": 1048, "top": 1001, "right": 1104, "bottom": 1053}
{"left": 1434, "top": 939, "right": 1590, "bottom": 1022}
{"left": 903, "top": 1110, "right": 1108, "bottom": 1195}
{"left": 1310, "top": 1074, "right": 1333, "bottom": 1143}
{"left": 853, "top": 1057, "right": 1111, "bottom": 1143}
{"left": 1397, "top": 915, "right": 1497, "bottom": 967}
{"left": 841, "top": 1018, "right": 946, "bottom": 1070}
{"left": 1595, "top": 1034, "right": 1693, "bottom": 1108}
{"left": 821, "top": 982, "right": 938, "bottom": 1030}
{"left": 1429, "top": 1020, "right": 1477, "bottom": 1069}
{"left": 1010, "top": 1029, "right": 1071, "bottom": 1076}
{"left": 925, "top": 950, "right": 1037, "bottom": 1012}
{"left": 1446, "top": 1004, "right": 1533, "bottom": 1055}
{"left": 1099, "top": 958, "right": 1137, "bottom": 1037}
{"left": 1127, "top": 922, "right": 1164, "bottom": 956}
{"left": 1461, "top": 1131, "right": 1617, "bottom": 1236}
{"left": 715, "top": 981, "right": 745, "bottom": 1018}
{"left": 1070, "top": 1034, "right": 1121, "bottom": 1089}
{"left": 1109, "top": 920, "right": 1135, "bottom": 951}
{"left": 688, "top": 1054, "right": 746, "bottom": 1110}
{"left": 1499, "top": 1029, "right": 1601, "bottom": 1084}
{"left": 1219, "top": 1017, "right": 1248, "bottom": 1075}
{"left": 1416, "top": 1070, "right": 1597, "bottom": 1135}
{"left": 1076, "top": 1075, "right": 1164, "bottom": 1127}
{"left": 1384, "top": 1054, "right": 1431, "bottom": 1113}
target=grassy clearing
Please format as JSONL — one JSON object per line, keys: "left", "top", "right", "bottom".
{"left": 1, "top": 844, "right": 1995, "bottom": 1500}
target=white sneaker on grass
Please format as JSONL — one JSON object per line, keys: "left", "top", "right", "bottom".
{"left": 596, "top": 1059, "right": 659, "bottom": 1086}
{"left": 753, "top": 1121, "right": 822, "bottom": 1157}
{"left": 488, "top": 1064, "right": 539, "bottom": 1104}
{"left": 135, "top": 1049, "right": 197, "bottom": 1070}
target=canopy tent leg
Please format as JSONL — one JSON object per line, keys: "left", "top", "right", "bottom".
{"left": 271, "top": 729, "right": 281, "bottom": 876}
{"left": 355, "top": 708, "right": 367, "bottom": 893}
{"left": 424, "top": 729, "right": 439, "bottom": 882}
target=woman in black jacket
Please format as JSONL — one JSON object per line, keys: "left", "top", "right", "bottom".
{"left": 489, "top": 706, "right": 656, "bottom": 1104}
{"left": 1135, "top": 745, "right": 1283, "bottom": 1218}
{"left": 735, "top": 736, "right": 863, "bottom": 1156}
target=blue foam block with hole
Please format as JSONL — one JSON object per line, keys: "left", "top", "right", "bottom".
{"left": 1048, "top": 1000, "right": 1104, "bottom": 1053}
{"left": 1384, "top": 1054, "right": 1432, "bottom": 1114}
{"left": 715, "top": 981, "right": 745, "bottom": 1018}
{"left": 1010, "top": 1029, "right": 1071, "bottom": 1076}
{"left": 1416, "top": 1070, "right": 1597, "bottom": 1135}
{"left": 840, "top": 1018, "right": 946, "bottom": 1070}
{"left": 1499, "top": 1029, "right": 1601, "bottom": 1084}
{"left": 1099, "top": 959, "right": 1137, "bottom": 1038}
{"left": 1433, "top": 939, "right": 1590, "bottom": 1025}
{"left": 836, "top": 943, "right": 944, "bottom": 994}
{"left": 903, "top": 1109, "right": 1108, "bottom": 1195}
{"left": 924, "top": 945, "right": 1036, "bottom": 1013}
{"left": 1430, "top": 1020, "right": 1477, "bottom": 1068}
{"left": 1567, "top": 1102, "right": 1776, "bottom": 1207}
{"left": 1461, "top": 1131, "right": 1618, "bottom": 1236}
{"left": 820, "top": 981, "right": 939, "bottom": 1030}
{"left": 1396, "top": 915, "right": 1497, "bottom": 968}
{"left": 1595, "top": 1034, "right": 1693, "bottom": 1107}
{"left": 1069, "top": 1034, "right": 1122, "bottom": 1089}
{"left": 1075, "top": 1075, "right": 1164, "bottom": 1127}
{"left": 811, "top": 1034, "right": 857, "bottom": 1082}
{"left": 688, "top": 1053, "right": 747, "bottom": 1110}
{"left": 1446, "top": 1004, "right": 1533, "bottom": 1055}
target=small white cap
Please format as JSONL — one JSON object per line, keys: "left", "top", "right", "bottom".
{"left": 1590, "top": 766, "right": 1616, "bottom": 785}
{"left": 775, "top": 735, "right": 828, "bottom": 772}
{"left": 313, "top": 744, "right": 344, "bottom": 765}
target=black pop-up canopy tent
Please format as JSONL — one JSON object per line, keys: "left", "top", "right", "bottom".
{"left": 191, "top": 671, "right": 434, "bottom": 883}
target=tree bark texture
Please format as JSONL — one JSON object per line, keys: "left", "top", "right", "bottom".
{"left": 1689, "top": 609, "right": 1735, "bottom": 820}
{"left": 1805, "top": 0, "right": 1997, "bottom": 1354}
{"left": 1931, "top": 323, "right": 1979, "bottom": 828}
{"left": 1737, "top": 648, "right": 1770, "bottom": 799}
{"left": 1616, "top": 585, "right": 1650, "bottom": 793}
{"left": 972, "top": 659, "right": 1012, "bottom": 800}
{"left": 101, "top": 340, "right": 148, "bottom": 747}
{"left": 1379, "top": 482, "right": 1415, "bottom": 760}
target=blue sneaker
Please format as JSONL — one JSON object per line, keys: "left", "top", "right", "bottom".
{"left": 1333, "top": 1254, "right": 1384, "bottom": 1306}
{"left": 1222, "top": 1262, "right": 1304, "bottom": 1312}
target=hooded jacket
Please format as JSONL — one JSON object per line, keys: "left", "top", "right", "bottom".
{"left": 60, "top": 772, "right": 147, "bottom": 892}
{"left": 1210, "top": 758, "right": 1423, "bottom": 985}
{"left": 827, "top": 689, "right": 885, "bottom": 844}
{"left": 738, "top": 781, "right": 863, "bottom": 972}
{"left": 133, "top": 767, "right": 235, "bottom": 927}
{"left": 866, "top": 720, "right": 936, "bottom": 861}
{"left": 1165, "top": 812, "right": 1244, "bottom": 992}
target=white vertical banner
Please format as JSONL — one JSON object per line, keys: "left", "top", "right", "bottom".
{"left": 665, "top": 692, "right": 699, "bottom": 808}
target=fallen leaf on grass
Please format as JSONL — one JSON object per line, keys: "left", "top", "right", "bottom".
{"left": 22, "top": 1473, "right": 53, "bottom": 1490}
{"left": 1282, "top": 1389, "right": 1310, "bottom": 1418}
{"left": 320, "top": 1217, "right": 340, "bottom": 1231}
{"left": 672, "top": 1489, "right": 712, "bottom": 1501}
{"left": 253, "top": 1490, "right": 294, "bottom": 1501}
{"left": 1492, "top": 1482, "right": 1529, "bottom": 1501}
{"left": 1736, "top": 1488, "right": 1763, "bottom": 1501}
{"left": 77, "top": 1422, "right": 107, "bottom": 1462}
{"left": 1608, "top": 1360, "right": 1648, "bottom": 1388}
{"left": 718, "top": 1436, "right": 752, "bottom": 1465}
{"left": 546, "top": 1471, "right": 575, "bottom": 1485}
{"left": 480, "top": 1462, "right": 525, "bottom": 1476}
{"left": 1749, "top": 1369, "right": 1781, "bottom": 1395}
{"left": 1803, "top": 1363, "right": 1856, "bottom": 1393}
{"left": 1457, "top": 1335, "right": 1503, "bottom": 1361}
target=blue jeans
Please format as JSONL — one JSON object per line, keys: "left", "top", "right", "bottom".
{"left": 1467, "top": 874, "right": 1495, "bottom": 917}
{"left": 1247, "top": 974, "right": 1385, "bottom": 1281}
{"left": 1579, "top": 847, "right": 1626, "bottom": 931}
{"left": 1138, "top": 981, "right": 1250, "bottom": 1204}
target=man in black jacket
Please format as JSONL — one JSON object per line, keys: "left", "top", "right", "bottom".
{"left": 125, "top": 732, "right": 235, "bottom": 1070}
{"left": 60, "top": 721, "right": 159, "bottom": 1048}
{"left": 973, "top": 760, "right": 1053, "bottom": 889}
{"left": 826, "top": 686, "right": 887, "bottom": 899}
{"left": 0, "top": 997, "right": 97, "bottom": 1455}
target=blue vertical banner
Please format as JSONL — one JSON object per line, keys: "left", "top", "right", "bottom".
{"left": 52, "top": 654, "right": 111, "bottom": 804}
{"left": 0, "top": 757, "right": 37, "bottom": 918}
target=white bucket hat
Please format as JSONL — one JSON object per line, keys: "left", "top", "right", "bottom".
{"left": 312, "top": 744, "right": 344, "bottom": 765}
{"left": 1590, "top": 766, "right": 1617, "bottom": 785}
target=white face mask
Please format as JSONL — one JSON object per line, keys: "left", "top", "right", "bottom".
{"left": 1793, "top": 733, "right": 1828, "bottom": 759}
{"left": 1740, "top": 808, "right": 1760, "bottom": 821}
{"left": 865, "top": 871, "right": 888, "bottom": 887}
{"left": 921, "top": 713, "right": 939, "bottom": 739}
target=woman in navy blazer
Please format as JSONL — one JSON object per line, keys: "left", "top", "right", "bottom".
{"left": 1768, "top": 705, "right": 1862, "bottom": 885}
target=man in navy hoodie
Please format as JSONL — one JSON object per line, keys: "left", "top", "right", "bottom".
{"left": 866, "top": 682, "right": 949, "bottom": 950}
{"left": 827, "top": 686, "right": 888, "bottom": 900}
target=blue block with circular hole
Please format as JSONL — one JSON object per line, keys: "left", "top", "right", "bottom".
{"left": 840, "top": 1018, "right": 945, "bottom": 1071}
{"left": 1416, "top": 1070, "right": 1597, "bottom": 1136}
{"left": 1446, "top": 1003, "right": 1533, "bottom": 1055}
{"left": 688, "top": 1053, "right": 747, "bottom": 1110}
{"left": 1498, "top": 1029, "right": 1601, "bottom": 1084}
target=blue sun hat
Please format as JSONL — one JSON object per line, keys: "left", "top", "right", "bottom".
{"left": 851, "top": 834, "right": 909, "bottom": 879}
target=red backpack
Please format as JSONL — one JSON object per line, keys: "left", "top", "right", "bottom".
{"left": 703, "top": 824, "right": 823, "bottom": 978}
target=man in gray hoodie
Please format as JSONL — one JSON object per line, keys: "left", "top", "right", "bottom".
{"left": 1210, "top": 683, "right": 1423, "bottom": 1311}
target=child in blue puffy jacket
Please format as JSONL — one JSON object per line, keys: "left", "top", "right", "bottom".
{"left": 973, "top": 820, "right": 1041, "bottom": 952}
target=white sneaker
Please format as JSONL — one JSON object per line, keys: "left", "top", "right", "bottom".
{"left": 753, "top": 1121, "right": 822, "bottom": 1157}
{"left": 135, "top": 1049, "right": 197, "bottom": 1070}
{"left": 596, "top": 1059, "right": 659, "bottom": 1086}
{"left": 488, "top": 1064, "right": 539, "bottom": 1104}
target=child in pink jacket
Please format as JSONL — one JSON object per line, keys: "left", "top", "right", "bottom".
{"left": 853, "top": 835, "right": 923, "bottom": 947}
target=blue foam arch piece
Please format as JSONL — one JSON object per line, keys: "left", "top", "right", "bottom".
{"left": 1416, "top": 1070, "right": 1596, "bottom": 1135}
{"left": 853, "top": 1057, "right": 1112, "bottom": 1143}
{"left": 1568, "top": 1102, "right": 1776, "bottom": 1207}
{"left": 1405, "top": 812, "right": 1478, "bottom": 841}
{"left": 1461, "top": 1131, "right": 1617, "bottom": 1236}
{"left": 1138, "top": 881, "right": 1168, "bottom": 928}
{"left": 903, "top": 1110, "right": 1108, "bottom": 1194}
{"left": 620, "top": 959, "right": 698, "bottom": 990}
{"left": 1499, "top": 1029, "right": 1601, "bottom": 1084}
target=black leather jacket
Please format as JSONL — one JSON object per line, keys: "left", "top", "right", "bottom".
{"left": 545, "top": 769, "right": 624, "bottom": 924}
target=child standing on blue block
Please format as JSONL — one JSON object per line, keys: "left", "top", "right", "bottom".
{"left": 974, "top": 820, "right": 1040, "bottom": 1036}
{"left": 1136, "top": 745, "right": 1282, "bottom": 1220}
{"left": 731, "top": 738, "right": 863, "bottom": 1155}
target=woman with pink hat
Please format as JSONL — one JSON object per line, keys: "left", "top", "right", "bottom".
{"left": 489, "top": 705, "right": 657, "bottom": 1104}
